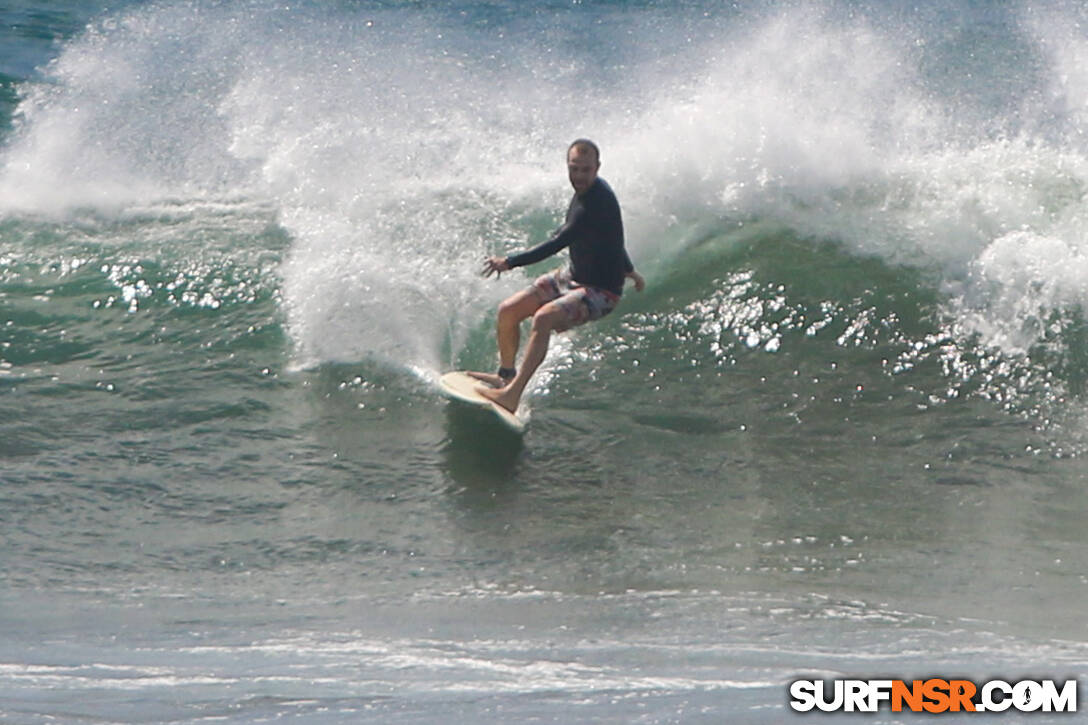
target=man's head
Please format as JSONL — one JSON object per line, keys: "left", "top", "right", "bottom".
{"left": 567, "top": 139, "right": 600, "bottom": 195}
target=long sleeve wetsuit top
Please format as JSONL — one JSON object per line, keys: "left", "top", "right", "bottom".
{"left": 505, "top": 178, "right": 633, "bottom": 297}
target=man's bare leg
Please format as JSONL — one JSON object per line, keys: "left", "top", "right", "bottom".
{"left": 477, "top": 304, "right": 565, "bottom": 412}
{"left": 468, "top": 289, "right": 541, "bottom": 386}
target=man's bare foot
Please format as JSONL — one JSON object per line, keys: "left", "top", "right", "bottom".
{"left": 476, "top": 384, "right": 520, "bottom": 413}
{"left": 466, "top": 371, "right": 504, "bottom": 387}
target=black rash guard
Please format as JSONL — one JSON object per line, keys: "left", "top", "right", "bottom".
{"left": 505, "top": 177, "right": 633, "bottom": 297}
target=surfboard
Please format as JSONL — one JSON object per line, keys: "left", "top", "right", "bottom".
{"left": 439, "top": 371, "right": 526, "bottom": 433}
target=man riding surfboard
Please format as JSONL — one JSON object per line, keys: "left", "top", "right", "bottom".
{"left": 472, "top": 139, "right": 645, "bottom": 412}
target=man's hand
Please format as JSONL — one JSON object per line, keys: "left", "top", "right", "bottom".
{"left": 482, "top": 256, "right": 510, "bottom": 279}
{"left": 626, "top": 270, "right": 646, "bottom": 292}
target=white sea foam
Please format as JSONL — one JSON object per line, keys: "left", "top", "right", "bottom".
{"left": 604, "top": 5, "right": 1088, "bottom": 354}
{"left": 4, "top": 2, "right": 1088, "bottom": 364}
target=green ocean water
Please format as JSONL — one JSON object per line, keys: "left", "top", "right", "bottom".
{"left": 1, "top": 1, "right": 1087, "bottom": 722}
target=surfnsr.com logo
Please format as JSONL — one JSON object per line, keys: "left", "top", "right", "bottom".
{"left": 789, "top": 678, "right": 1078, "bottom": 714}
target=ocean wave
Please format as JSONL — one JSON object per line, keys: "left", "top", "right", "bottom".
{"left": 2, "top": 1, "right": 1088, "bottom": 435}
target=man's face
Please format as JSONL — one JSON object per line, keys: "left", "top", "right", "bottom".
{"left": 567, "top": 147, "right": 600, "bottom": 195}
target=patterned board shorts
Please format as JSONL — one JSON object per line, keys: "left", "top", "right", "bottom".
{"left": 531, "top": 267, "right": 619, "bottom": 332}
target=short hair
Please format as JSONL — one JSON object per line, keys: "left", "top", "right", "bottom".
{"left": 568, "top": 138, "right": 600, "bottom": 163}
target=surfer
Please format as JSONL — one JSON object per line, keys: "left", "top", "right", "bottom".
{"left": 472, "top": 139, "right": 645, "bottom": 413}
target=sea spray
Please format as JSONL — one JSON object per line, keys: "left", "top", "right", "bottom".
{"left": 5, "top": 1, "right": 1088, "bottom": 387}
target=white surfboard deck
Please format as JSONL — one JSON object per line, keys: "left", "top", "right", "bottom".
{"left": 439, "top": 371, "right": 526, "bottom": 433}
